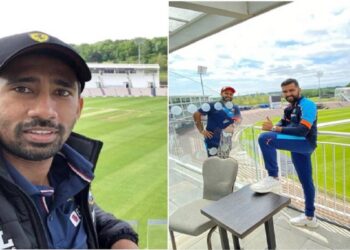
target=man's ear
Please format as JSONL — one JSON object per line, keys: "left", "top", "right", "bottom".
{"left": 77, "top": 97, "right": 84, "bottom": 119}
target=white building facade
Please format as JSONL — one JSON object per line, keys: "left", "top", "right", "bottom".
{"left": 82, "top": 63, "right": 166, "bottom": 97}
{"left": 86, "top": 63, "right": 160, "bottom": 88}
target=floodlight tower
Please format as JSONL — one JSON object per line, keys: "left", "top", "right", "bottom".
{"left": 197, "top": 65, "right": 207, "bottom": 96}
{"left": 135, "top": 38, "right": 145, "bottom": 64}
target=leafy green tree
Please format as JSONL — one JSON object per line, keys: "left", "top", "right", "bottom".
{"left": 73, "top": 37, "right": 167, "bottom": 82}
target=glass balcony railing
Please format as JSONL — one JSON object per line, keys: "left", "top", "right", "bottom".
{"left": 169, "top": 120, "right": 350, "bottom": 229}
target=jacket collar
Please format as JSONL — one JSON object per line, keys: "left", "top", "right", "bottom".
{"left": 289, "top": 95, "right": 304, "bottom": 107}
{"left": 0, "top": 132, "right": 103, "bottom": 179}
{"left": 65, "top": 132, "right": 103, "bottom": 171}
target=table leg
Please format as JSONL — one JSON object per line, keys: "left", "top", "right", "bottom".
{"left": 264, "top": 217, "right": 276, "bottom": 250}
{"left": 218, "top": 227, "right": 230, "bottom": 250}
{"left": 169, "top": 229, "right": 176, "bottom": 250}
{"left": 231, "top": 234, "right": 241, "bottom": 250}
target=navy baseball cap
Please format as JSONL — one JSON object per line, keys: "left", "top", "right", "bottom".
{"left": 0, "top": 31, "right": 91, "bottom": 91}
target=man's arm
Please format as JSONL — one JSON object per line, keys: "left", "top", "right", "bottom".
{"left": 233, "top": 106, "right": 242, "bottom": 124}
{"left": 275, "top": 118, "right": 285, "bottom": 127}
{"left": 193, "top": 111, "right": 213, "bottom": 139}
{"left": 94, "top": 204, "right": 138, "bottom": 249}
{"left": 279, "top": 100, "right": 317, "bottom": 136}
{"left": 274, "top": 106, "right": 291, "bottom": 128}
{"left": 263, "top": 101, "right": 317, "bottom": 136}
{"left": 279, "top": 124, "right": 310, "bottom": 136}
{"left": 262, "top": 117, "right": 309, "bottom": 135}
{"left": 193, "top": 111, "right": 204, "bottom": 132}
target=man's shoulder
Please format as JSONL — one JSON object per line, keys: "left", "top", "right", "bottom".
{"left": 198, "top": 101, "right": 217, "bottom": 113}
{"left": 301, "top": 96, "right": 315, "bottom": 103}
{"left": 232, "top": 104, "right": 240, "bottom": 109}
{"left": 66, "top": 132, "right": 103, "bottom": 166}
{"left": 299, "top": 97, "right": 316, "bottom": 108}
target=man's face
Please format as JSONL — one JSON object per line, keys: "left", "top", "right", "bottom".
{"left": 282, "top": 83, "right": 301, "bottom": 104}
{"left": 221, "top": 90, "right": 234, "bottom": 102}
{"left": 0, "top": 54, "right": 83, "bottom": 161}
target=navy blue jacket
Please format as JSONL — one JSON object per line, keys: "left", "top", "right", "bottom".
{"left": 0, "top": 132, "right": 138, "bottom": 249}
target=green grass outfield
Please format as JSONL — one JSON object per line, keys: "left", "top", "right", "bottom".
{"left": 73, "top": 97, "right": 167, "bottom": 248}
{"left": 242, "top": 106, "right": 350, "bottom": 200}
{"left": 313, "top": 107, "right": 350, "bottom": 200}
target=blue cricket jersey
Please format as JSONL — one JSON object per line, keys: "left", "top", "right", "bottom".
{"left": 278, "top": 96, "right": 318, "bottom": 147}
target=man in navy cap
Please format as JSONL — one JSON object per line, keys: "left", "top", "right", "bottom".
{"left": 0, "top": 31, "right": 138, "bottom": 249}
{"left": 193, "top": 86, "right": 242, "bottom": 158}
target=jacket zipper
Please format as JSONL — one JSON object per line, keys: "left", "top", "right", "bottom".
{"left": 80, "top": 186, "right": 99, "bottom": 248}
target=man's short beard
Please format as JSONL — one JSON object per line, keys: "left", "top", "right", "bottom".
{"left": 0, "top": 119, "right": 68, "bottom": 161}
{"left": 286, "top": 95, "right": 299, "bottom": 103}
{"left": 221, "top": 96, "right": 233, "bottom": 102}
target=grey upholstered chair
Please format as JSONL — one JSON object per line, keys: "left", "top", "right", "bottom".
{"left": 169, "top": 156, "right": 238, "bottom": 249}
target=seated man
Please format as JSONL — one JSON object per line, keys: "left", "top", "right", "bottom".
{"left": 0, "top": 31, "right": 138, "bottom": 248}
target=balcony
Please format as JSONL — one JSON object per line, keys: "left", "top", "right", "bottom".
{"left": 169, "top": 112, "right": 350, "bottom": 249}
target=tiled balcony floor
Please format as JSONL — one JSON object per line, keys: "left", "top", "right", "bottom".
{"left": 169, "top": 161, "right": 350, "bottom": 249}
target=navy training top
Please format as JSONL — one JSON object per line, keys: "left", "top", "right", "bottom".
{"left": 277, "top": 96, "right": 318, "bottom": 147}
{"left": 199, "top": 101, "right": 241, "bottom": 146}
{"left": 3, "top": 143, "right": 94, "bottom": 249}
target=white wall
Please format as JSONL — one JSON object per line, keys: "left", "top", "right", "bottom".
{"left": 85, "top": 70, "right": 160, "bottom": 89}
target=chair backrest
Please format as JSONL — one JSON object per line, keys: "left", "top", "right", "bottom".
{"left": 202, "top": 156, "right": 238, "bottom": 201}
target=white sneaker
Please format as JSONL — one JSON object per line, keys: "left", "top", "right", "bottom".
{"left": 290, "top": 214, "right": 319, "bottom": 228}
{"left": 250, "top": 176, "right": 281, "bottom": 193}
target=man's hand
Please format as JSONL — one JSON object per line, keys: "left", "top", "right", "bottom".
{"left": 111, "top": 239, "right": 138, "bottom": 249}
{"left": 262, "top": 116, "right": 273, "bottom": 131}
{"left": 224, "top": 124, "right": 234, "bottom": 133}
{"left": 233, "top": 117, "right": 242, "bottom": 125}
{"left": 201, "top": 129, "right": 214, "bottom": 139}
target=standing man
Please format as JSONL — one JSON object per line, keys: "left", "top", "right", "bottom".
{"left": 251, "top": 78, "right": 318, "bottom": 228}
{"left": 0, "top": 31, "right": 138, "bottom": 248}
{"left": 193, "top": 86, "right": 241, "bottom": 158}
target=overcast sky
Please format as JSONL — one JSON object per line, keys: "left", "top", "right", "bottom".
{"left": 169, "top": 0, "right": 350, "bottom": 96}
{"left": 0, "top": 0, "right": 168, "bottom": 44}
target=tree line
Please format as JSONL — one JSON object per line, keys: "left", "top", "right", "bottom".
{"left": 231, "top": 85, "right": 348, "bottom": 106}
{"left": 72, "top": 37, "right": 167, "bottom": 74}
{"left": 267, "top": 86, "right": 345, "bottom": 98}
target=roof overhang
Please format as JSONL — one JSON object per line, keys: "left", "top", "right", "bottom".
{"left": 169, "top": 1, "right": 290, "bottom": 53}
{"left": 87, "top": 63, "right": 160, "bottom": 70}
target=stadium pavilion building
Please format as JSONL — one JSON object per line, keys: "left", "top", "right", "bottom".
{"left": 82, "top": 63, "right": 166, "bottom": 97}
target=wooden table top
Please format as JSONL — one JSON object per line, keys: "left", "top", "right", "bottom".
{"left": 201, "top": 185, "right": 291, "bottom": 238}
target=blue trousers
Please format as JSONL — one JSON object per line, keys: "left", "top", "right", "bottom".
{"left": 258, "top": 132, "right": 316, "bottom": 217}
{"left": 204, "top": 130, "right": 221, "bottom": 157}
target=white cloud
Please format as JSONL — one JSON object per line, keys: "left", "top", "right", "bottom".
{"left": 170, "top": 0, "right": 350, "bottom": 96}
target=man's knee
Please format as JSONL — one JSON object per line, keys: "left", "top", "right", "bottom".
{"left": 258, "top": 132, "right": 275, "bottom": 146}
